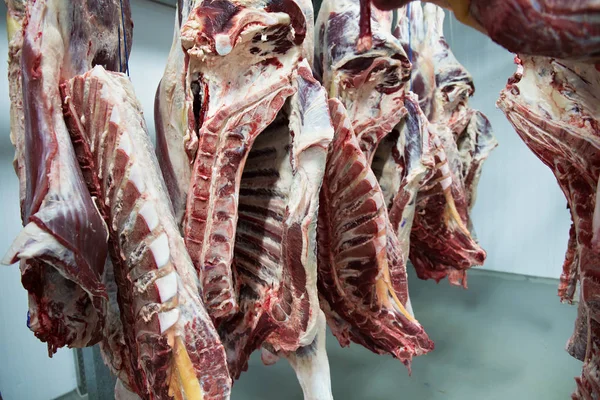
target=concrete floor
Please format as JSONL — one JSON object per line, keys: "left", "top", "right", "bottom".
{"left": 57, "top": 269, "right": 583, "bottom": 400}
{"left": 233, "top": 269, "right": 582, "bottom": 400}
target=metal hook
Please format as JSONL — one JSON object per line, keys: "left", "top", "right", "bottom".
{"left": 120, "top": 0, "right": 130, "bottom": 76}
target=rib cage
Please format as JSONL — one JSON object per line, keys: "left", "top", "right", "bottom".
{"left": 180, "top": 0, "right": 306, "bottom": 323}
{"left": 318, "top": 98, "right": 433, "bottom": 364}
{"left": 61, "top": 67, "right": 231, "bottom": 399}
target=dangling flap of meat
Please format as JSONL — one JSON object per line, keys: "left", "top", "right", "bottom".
{"left": 318, "top": 98, "right": 433, "bottom": 366}
{"left": 61, "top": 66, "right": 232, "bottom": 399}
{"left": 155, "top": 0, "right": 198, "bottom": 226}
{"left": 498, "top": 56, "right": 600, "bottom": 399}
{"left": 179, "top": 0, "right": 306, "bottom": 324}
{"left": 373, "top": 93, "right": 436, "bottom": 259}
{"left": 456, "top": 110, "right": 498, "bottom": 211}
{"left": 222, "top": 60, "right": 333, "bottom": 394}
{"left": 2, "top": 0, "right": 132, "bottom": 353}
{"left": 407, "top": 114, "right": 485, "bottom": 286}
{"left": 315, "top": 0, "right": 410, "bottom": 163}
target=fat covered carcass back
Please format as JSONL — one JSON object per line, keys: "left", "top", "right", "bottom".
{"left": 498, "top": 56, "right": 600, "bottom": 399}
{"left": 2, "top": 0, "right": 131, "bottom": 353}
{"left": 395, "top": 2, "right": 497, "bottom": 206}
{"left": 155, "top": 0, "right": 198, "bottom": 226}
{"left": 61, "top": 67, "right": 231, "bottom": 399}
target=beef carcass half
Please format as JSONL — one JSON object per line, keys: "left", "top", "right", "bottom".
{"left": 498, "top": 56, "right": 600, "bottom": 400}
{"left": 2, "top": 0, "right": 131, "bottom": 353}
{"left": 61, "top": 66, "right": 231, "bottom": 399}
{"left": 391, "top": 2, "right": 492, "bottom": 285}
{"left": 156, "top": 1, "right": 334, "bottom": 397}
{"left": 318, "top": 98, "right": 433, "bottom": 365}
{"left": 223, "top": 61, "right": 333, "bottom": 398}
{"left": 179, "top": 0, "right": 307, "bottom": 324}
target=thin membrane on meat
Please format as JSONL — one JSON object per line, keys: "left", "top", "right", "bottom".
{"left": 2, "top": 0, "right": 132, "bottom": 353}
{"left": 61, "top": 67, "right": 231, "bottom": 399}
{"left": 318, "top": 98, "right": 433, "bottom": 366}
{"left": 180, "top": 0, "right": 306, "bottom": 324}
{"left": 498, "top": 56, "right": 600, "bottom": 399}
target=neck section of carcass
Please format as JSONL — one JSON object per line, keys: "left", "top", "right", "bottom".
{"left": 316, "top": 0, "right": 410, "bottom": 163}
{"left": 179, "top": 0, "right": 306, "bottom": 325}
{"left": 2, "top": 0, "right": 131, "bottom": 353}
{"left": 61, "top": 67, "right": 232, "bottom": 399}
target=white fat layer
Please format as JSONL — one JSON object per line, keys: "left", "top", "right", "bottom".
{"left": 139, "top": 202, "right": 159, "bottom": 231}
{"left": 118, "top": 130, "right": 132, "bottom": 155}
{"left": 215, "top": 34, "right": 233, "bottom": 56}
{"left": 405, "top": 296, "right": 414, "bottom": 318}
{"left": 110, "top": 105, "right": 121, "bottom": 124}
{"left": 155, "top": 271, "right": 178, "bottom": 302}
{"left": 149, "top": 233, "right": 170, "bottom": 268}
{"left": 128, "top": 162, "right": 145, "bottom": 193}
{"left": 158, "top": 308, "right": 180, "bottom": 333}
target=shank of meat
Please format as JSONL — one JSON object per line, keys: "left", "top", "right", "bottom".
{"left": 315, "top": 0, "right": 410, "bottom": 163}
{"left": 318, "top": 98, "right": 433, "bottom": 367}
{"left": 498, "top": 56, "right": 600, "bottom": 400}
{"left": 61, "top": 67, "right": 232, "bottom": 399}
{"left": 2, "top": 0, "right": 132, "bottom": 353}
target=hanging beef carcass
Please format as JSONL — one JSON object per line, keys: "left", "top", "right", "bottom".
{"left": 318, "top": 98, "right": 434, "bottom": 366}
{"left": 391, "top": 2, "right": 493, "bottom": 286}
{"left": 498, "top": 56, "right": 600, "bottom": 400}
{"left": 61, "top": 66, "right": 232, "bottom": 399}
{"left": 156, "top": 1, "right": 334, "bottom": 397}
{"left": 2, "top": 0, "right": 131, "bottom": 353}
{"left": 178, "top": 0, "right": 308, "bottom": 324}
